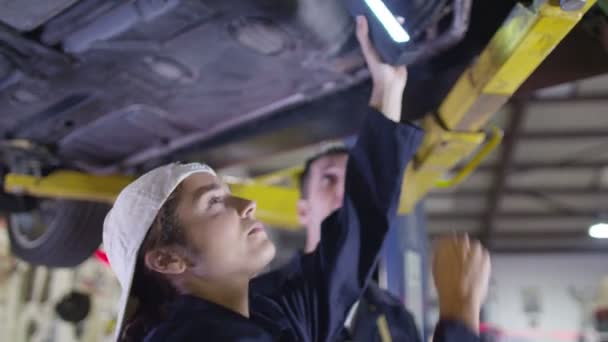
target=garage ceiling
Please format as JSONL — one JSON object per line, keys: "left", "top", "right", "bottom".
{"left": 427, "top": 73, "right": 608, "bottom": 253}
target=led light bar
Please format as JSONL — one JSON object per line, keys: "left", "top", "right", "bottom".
{"left": 589, "top": 222, "right": 608, "bottom": 239}
{"left": 364, "top": 0, "right": 410, "bottom": 43}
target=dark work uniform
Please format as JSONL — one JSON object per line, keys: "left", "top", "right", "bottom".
{"left": 144, "top": 109, "right": 478, "bottom": 342}
{"left": 346, "top": 282, "right": 421, "bottom": 342}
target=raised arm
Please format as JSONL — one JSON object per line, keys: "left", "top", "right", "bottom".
{"left": 253, "top": 16, "right": 422, "bottom": 342}
{"left": 300, "top": 16, "right": 422, "bottom": 340}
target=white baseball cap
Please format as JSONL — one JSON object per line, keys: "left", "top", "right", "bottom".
{"left": 102, "top": 162, "right": 216, "bottom": 340}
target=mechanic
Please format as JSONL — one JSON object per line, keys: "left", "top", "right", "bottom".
{"left": 103, "top": 16, "right": 488, "bottom": 342}
{"left": 289, "top": 143, "right": 422, "bottom": 342}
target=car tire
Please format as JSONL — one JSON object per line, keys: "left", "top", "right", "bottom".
{"left": 7, "top": 200, "right": 111, "bottom": 268}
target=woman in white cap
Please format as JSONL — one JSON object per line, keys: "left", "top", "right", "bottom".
{"left": 103, "top": 16, "right": 486, "bottom": 342}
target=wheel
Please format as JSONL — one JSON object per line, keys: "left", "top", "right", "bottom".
{"left": 7, "top": 199, "right": 111, "bottom": 268}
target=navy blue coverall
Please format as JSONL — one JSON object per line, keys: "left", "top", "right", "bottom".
{"left": 144, "top": 108, "right": 479, "bottom": 342}
{"left": 345, "top": 282, "right": 422, "bottom": 342}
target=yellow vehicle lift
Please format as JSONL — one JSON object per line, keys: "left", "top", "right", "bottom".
{"left": 3, "top": 0, "right": 597, "bottom": 230}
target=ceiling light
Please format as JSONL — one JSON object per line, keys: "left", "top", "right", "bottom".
{"left": 589, "top": 222, "right": 608, "bottom": 239}
{"left": 364, "top": 0, "right": 410, "bottom": 43}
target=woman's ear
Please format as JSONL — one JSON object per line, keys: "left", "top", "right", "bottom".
{"left": 144, "top": 248, "right": 187, "bottom": 275}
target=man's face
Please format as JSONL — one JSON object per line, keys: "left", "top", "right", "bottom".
{"left": 173, "top": 173, "right": 276, "bottom": 282}
{"left": 298, "top": 153, "right": 348, "bottom": 253}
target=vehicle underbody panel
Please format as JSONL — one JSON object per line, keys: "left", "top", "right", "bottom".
{"left": 0, "top": 0, "right": 365, "bottom": 173}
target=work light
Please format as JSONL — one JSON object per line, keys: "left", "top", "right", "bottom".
{"left": 344, "top": 0, "right": 472, "bottom": 65}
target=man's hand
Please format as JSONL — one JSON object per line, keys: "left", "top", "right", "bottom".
{"left": 432, "top": 235, "right": 491, "bottom": 334}
{"left": 355, "top": 16, "right": 407, "bottom": 123}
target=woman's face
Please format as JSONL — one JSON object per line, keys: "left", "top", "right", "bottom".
{"left": 173, "top": 173, "right": 276, "bottom": 281}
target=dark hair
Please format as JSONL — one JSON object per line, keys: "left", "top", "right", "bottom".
{"left": 298, "top": 147, "right": 349, "bottom": 199}
{"left": 121, "top": 184, "right": 187, "bottom": 342}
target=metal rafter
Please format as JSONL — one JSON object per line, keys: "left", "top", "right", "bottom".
{"left": 477, "top": 159, "right": 608, "bottom": 172}
{"left": 480, "top": 103, "right": 525, "bottom": 248}
{"left": 525, "top": 94, "right": 608, "bottom": 103}
{"left": 430, "top": 230, "right": 593, "bottom": 240}
{"left": 490, "top": 246, "right": 608, "bottom": 254}
{"left": 520, "top": 129, "right": 608, "bottom": 140}
{"left": 429, "top": 187, "right": 607, "bottom": 197}
{"left": 428, "top": 231, "right": 608, "bottom": 254}
{"left": 430, "top": 211, "right": 596, "bottom": 220}
{"left": 486, "top": 231, "right": 589, "bottom": 240}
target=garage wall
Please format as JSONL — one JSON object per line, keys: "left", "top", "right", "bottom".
{"left": 485, "top": 254, "right": 608, "bottom": 342}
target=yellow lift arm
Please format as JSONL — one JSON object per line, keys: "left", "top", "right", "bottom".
{"left": 3, "top": 1, "right": 597, "bottom": 230}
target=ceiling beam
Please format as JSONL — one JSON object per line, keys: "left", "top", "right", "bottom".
{"left": 429, "top": 211, "right": 596, "bottom": 220}
{"left": 490, "top": 245, "right": 608, "bottom": 254}
{"left": 489, "top": 231, "right": 589, "bottom": 240}
{"left": 423, "top": 241, "right": 608, "bottom": 254}
{"left": 477, "top": 160, "right": 608, "bottom": 172}
{"left": 481, "top": 103, "right": 526, "bottom": 248}
{"left": 427, "top": 232, "right": 608, "bottom": 254}
{"left": 520, "top": 129, "right": 608, "bottom": 140}
{"left": 429, "top": 230, "right": 590, "bottom": 240}
{"left": 429, "top": 187, "right": 606, "bottom": 197}
{"left": 524, "top": 94, "right": 608, "bottom": 104}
